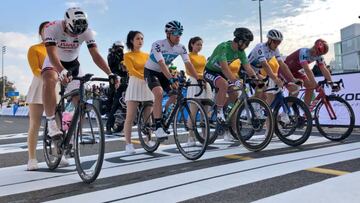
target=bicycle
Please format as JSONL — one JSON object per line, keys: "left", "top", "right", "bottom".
{"left": 137, "top": 81, "right": 210, "bottom": 160}
{"left": 43, "top": 73, "right": 113, "bottom": 183}
{"left": 203, "top": 77, "right": 274, "bottom": 152}
{"left": 300, "top": 79, "right": 355, "bottom": 141}
{"left": 264, "top": 81, "right": 313, "bottom": 146}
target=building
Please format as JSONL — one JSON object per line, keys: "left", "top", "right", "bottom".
{"left": 333, "top": 23, "right": 360, "bottom": 73}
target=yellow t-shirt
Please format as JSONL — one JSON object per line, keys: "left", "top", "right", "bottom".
{"left": 187, "top": 52, "right": 206, "bottom": 77}
{"left": 124, "top": 51, "right": 149, "bottom": 80}
{"left": 260, "top": 57, "right": 279, "bottom": 77}
{"left": 27, "top": 43, "right": 46, "bottom": 77}
{"left": 229, "top": 59, "right": 241, "bottom": 78}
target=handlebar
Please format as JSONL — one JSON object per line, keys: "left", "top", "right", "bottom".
{"left": 317, "top": 79, "right": 344, "bottom": 89}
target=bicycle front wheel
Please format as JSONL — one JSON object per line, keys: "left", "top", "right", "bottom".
{"left": 74, "top": 103, "right": 105, "bottom": 184}
{"left": 137, "top": 102, "right": 160, "bottom": 153}
{"left": 236, "top": 98, "right": 274, "bottom": 151}
{"left": 315, "top": 95, "right": 355, "bottom": 141}
{"left": 173, "top": 99, "right": 209, "bottom": 160}
{"left": 43, "top": 108, "right": 62, "bottom": 170}
{"left": 274, "top": 97, "right": 312, "bottom": 146}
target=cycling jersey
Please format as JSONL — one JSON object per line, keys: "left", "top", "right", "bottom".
{"left": 44, "top": 20, "right": 96, "bottom": 62}
{"left": 285, "top": 48, "right": 325, "bottom": 72}
{"left": 205, "top": 41, "right": 248, "bottom": 73}
{"left": 145, "top": 39, "right": 190, "bottom": 72}
{"left": 248, "top": 42, "right": 283, "bottom": 72}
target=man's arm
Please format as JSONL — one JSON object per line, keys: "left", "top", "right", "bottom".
{"left": 89, "top": 46, "right": 112, "bottom": 75}
{"left": 302, "top": 63, "right": 317, "bottom": 87}
{"left": 278, "top": 60, "right": 296, "bottom": 82}
{"left": 220, "top": 61, "right": 237, "bottom": 82}
{"left": 318, "top": 64, "right": 332, "bottom": 82}
{"left": 46, "top": 45, "right": 65, "bottom": 73}
{"left": 158, "top": 60, "right": 173, "bottom": 79}
{"left": 242, "top": 63, "right": 257, "bottom": 78}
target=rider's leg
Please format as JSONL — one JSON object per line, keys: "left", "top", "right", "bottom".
{"left": 214, "top": 77, "right": 228, "bottom": 121}
{"left": 303, "top": 77, "right": 314, "bottom": 106}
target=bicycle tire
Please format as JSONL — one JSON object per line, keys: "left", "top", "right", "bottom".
{"left": 43, "top": 108, "right": 62, "bottom": 170}
{"left": 236, "top": 97, "right": 274, "bottom": 151}
{"left": 137, "top": 102, "right": 160, "bottom": 153}
{"left": 314, "top": 95, "right": 355, "bottom": 141}
{"left": 274, "top": 96, "right": 312, "bottom": 146}
{"left": 74, "top": 103, "right": 105, "bottom": 184}
{"left": 173, "top": 98, "right": 209, "bottom": 160}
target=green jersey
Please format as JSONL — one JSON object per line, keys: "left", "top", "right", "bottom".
{"left": 205, "top": 41, "right": 249, "bottom": 73}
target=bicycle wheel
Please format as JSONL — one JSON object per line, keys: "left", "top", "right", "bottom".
{"left": 315, "top": 95, "right": 355, "bottom": 141}
{"left": 73, "top": 103, "right": 105, "bottom": 184}
{"left": 274, "top": 97, "right": 312, "bottom": 146}
{"left": 137, "top": 102, "right": 160, "bottom": 153}
{"left": 43, "top": 107, "right": 62, "bottom": 170}
{"left": 236, "top": 97, "right": 274, "bottom": 151}
{"left": 173, "top": 98, "right": 209, "bottom": 160}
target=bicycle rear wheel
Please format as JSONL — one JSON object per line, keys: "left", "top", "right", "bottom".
{"left": 137, "top": 102, "right": 160, "bottom": 153}
{"left": 236, "top": 98, "right": 274, "bottom": 151}
{"left": 274, "top": 97, "right": 312, "bottom": 146}
{"left": 74, "top": 103, "right": 105, "bottom": 184}
{"left": 315, "top": 95, "right": 355, "bottom": 141}
{"left": 43, "top": 108, "right": 62, "bottom": 170}
{"left": 173, "top": 99, "right": 209, "bottom": 160}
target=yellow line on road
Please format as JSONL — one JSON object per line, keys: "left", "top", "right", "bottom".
{"left": 131, "top": 140, "right": 141, "bottom": 145}
{"left": 306, "top": 167, "right": 350, "bottom": 176}
{"left": 224, "top": 154, "right": 253, "bottom": 160}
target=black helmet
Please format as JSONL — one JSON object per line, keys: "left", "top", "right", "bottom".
{"left": 234, "top": 27, "right": 254, "bottom": 41}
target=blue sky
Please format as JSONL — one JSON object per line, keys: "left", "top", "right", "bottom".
{"left": 0, "top": 0, "right": 359, "bottom": 95}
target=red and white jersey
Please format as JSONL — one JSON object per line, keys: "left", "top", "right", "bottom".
{"left": 44, "top": 20, "right": 96, "bottom": 62}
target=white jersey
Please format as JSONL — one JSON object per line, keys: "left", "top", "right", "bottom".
{"left": 248, "top": 43, "right": 283, "bottom": 71}
{"left": 44, "top": 20, "right": 96, "bottom": 62}
{"left": 145, "top": 39, "right": 190, "bottom": 72}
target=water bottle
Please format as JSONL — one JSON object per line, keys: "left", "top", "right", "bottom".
{"left": 62, "top": 102, "right": 74, "bottom": 131}
{"left": 226, "top": 103, "right": 234, "bottom": 116}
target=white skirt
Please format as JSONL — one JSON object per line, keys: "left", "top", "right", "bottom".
{"left": 125, "top": 76, "right": 154, "bottom": 102}
{"left": 26, "top": 76, "right": 43, "bottom": 104}
{"left": 186, "top": 76, "right": 212, "bottom": 99}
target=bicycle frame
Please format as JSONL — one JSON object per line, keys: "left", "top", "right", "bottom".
{"left": 304, "top": 86, "right": 337, "bottom": 120}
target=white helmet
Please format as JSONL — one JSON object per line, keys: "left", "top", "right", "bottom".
{"left": 113, "top": 41, "right": 125, "bottom": 47}
{"left": 267, "top": 29, "right": 283, "bottom": 41}
{"left": 64, "top": 7, "right": 88, "bottom": 35}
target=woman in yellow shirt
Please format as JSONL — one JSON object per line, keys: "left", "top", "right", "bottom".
{"left": 25, "top": 21, "right": 48, "bottom": 170}
{"left": 186, "top": 36, "right": 212, "bottom": 99}
{"left": 185, "top": 37, "right": 212, "bottom": 146}
{"left": 123, "top": 31, "right": 153, "bottom": 154}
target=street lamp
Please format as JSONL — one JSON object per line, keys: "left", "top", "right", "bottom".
{"left": 252, "top": 0, "right": 264, "bottom": 42}
{"left": 1, "top": 46, "right": 6, "bottom": 104}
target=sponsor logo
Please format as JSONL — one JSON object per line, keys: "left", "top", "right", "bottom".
{"left": 335, "top": 93, "right": 360, "bottom": 101}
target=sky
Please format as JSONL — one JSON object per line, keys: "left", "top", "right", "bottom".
{"left": 0, "top": 0, "right": 359, "bottom": 95}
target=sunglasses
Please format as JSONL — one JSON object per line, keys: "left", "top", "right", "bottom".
{"left": 171, "top": 30, "right": 183, "bottom": 36}
{"left": 271, "top": 40, "right": 282, "bottom": 45}
{"left": 238, "top": 40, "right": 250, "bottom": 48}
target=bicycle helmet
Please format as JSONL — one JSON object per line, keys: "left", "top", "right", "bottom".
{"left": 165, "top": 20, "right": 183, "bottom": 34}
{"left": 113, "top": 41, "right": 125, "bottom": 48}
{"left": 267, "top": 29, "right": 283, "bottom": 41}
{"left": 233, "top": 27, "right": 254, "bottom": 42}
{"left": 64, "top": 7, "right": 88, "bottom": 35}
{"left": 314, "top": 39, "right": 329, "bottom": 55}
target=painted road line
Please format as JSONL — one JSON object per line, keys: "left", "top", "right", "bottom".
{"left": 47, "top": 142, "right": 360, "bottom": 203}
{"left": 305, "top": 167, "right": 350, "bottom": 176}
{"left": 224, "top": 154, "right": 253, "bottom": 160}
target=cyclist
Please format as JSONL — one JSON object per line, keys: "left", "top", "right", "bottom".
{"left": 42, "top": 7, "right": 118, "bottom": 146}
{"left": 106, "top": 41, "right": 129, "bottom": 135}
{"left": 144, "top": 20, "right": 201, "bottom": 138}
{"left": 203, "top": 27, "right": 257, "bottom": 125}
{"left": 248, "top": 29, "right": 301, "bottom": 122}
{"left": 279, "top": 39, "right": 340, "bottom": 106}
